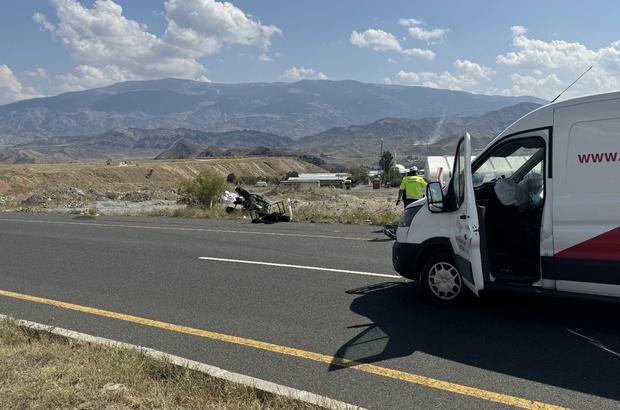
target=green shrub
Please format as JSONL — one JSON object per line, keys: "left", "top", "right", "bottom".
{"left": 348, "top": 165, "right": 369, "bottom": 185}
{"left": 235, "top": 175, "right": 260, "bottom": 186}
{"left": 389, "top": 170, "right": 403, "bottom": 187}
{"left": 284, "top": 171, "right": 299, "bottom": 179}
{"left": 181, "top": 170, "right": 227, "bottom": 208}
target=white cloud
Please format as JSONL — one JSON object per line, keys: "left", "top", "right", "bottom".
{"left": 496, "top": 36, "right": 595, "bottom": 69}
{"left": 495, "top": 31, "right": 620, "bottom": 99}
{"left": 0, "top": 65, "right": 45, "bottom": 105}
{"left": 280, "top": 67, "right": 327, "bottom": 81}
{"left": 499, "top": 73, "right": 562, "bottom": 97}
{"left": 396, "top": 70, "right": 460, "bottom": 90}
{"left": 25, "top": 68, "right": 50, "bottom": 79}
{"left": 163, "top": 0, "right": 282, "bottom": 54}
{"left": 46, "top": 0, "right": 162, "bottom": 66}
{"left": 402, "top": 48, "right": 436, "bottom": 60}
{"left": 351, "top": 29, "right": 402, "bottom": 52}
{"left": 32, "top": 12, "right": 55, "bottom": 32}
{"left": 392, "top": 59, "right": 493, "bottom": 91}
{"left": 454, "top": 59, "right": 495, "bottom": 79}
{"left": 395, "top": 70, "right": 421, "bottom": 84}
{"left": 511, "top": 26, "right": 528, "bottom": 36}
{"left": 407, "top": 27, "right": 449, "bottom": 42}
{"left": 258, "top": 53, "right": 274, "bottom": 62}
{"left": 31, "top": 0, "right": 281, "bottom": 95}
{"left": 351, "top": 28, "right": 436, "bottom": 59}
{"left": 399, "top": 18, "right": 424, "bottom": 27}
{"left": 54, "top": 64, "right": 140, "bottom": 92}
{"left": 395, "top": 64, "right": 489, "bottom": 90}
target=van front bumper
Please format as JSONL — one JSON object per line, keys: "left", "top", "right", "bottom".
{"left": 392, "top": 241, "right": 419, "bottom": 279}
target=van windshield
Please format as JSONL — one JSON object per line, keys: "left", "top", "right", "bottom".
{"left": 472, "top": 138, "right": 545, "bottom": 187}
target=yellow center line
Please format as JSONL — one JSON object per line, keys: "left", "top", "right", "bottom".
{"left": 0, "top": 289, "right": 567, "bottom": 410}
{"left": 0, "top": 218, "right": 369, "bottom": 240}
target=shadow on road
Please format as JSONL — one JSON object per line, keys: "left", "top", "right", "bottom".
{"left": 330, "top": 281, "right": 620, "bottom": 401}
{"left": 72, "top": 215, "right": 97, "bottom": 220}
{"left": 367, "top": 237, "right": 394, "bottom": 243}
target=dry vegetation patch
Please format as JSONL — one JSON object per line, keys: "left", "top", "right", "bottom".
{"left": 0, "top": 317, "right": 328, "bottom": 410}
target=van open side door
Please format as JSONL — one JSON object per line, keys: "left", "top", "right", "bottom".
{"left": 449, "top": 132, "right": 484, "bottom": 295}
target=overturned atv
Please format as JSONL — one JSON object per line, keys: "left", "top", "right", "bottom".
{"left": 226, "top": 186, "right": 290, "bottom": 223}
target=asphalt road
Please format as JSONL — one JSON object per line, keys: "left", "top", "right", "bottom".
{"left": 1, "top": 213, "right": 619, "bottom": 409}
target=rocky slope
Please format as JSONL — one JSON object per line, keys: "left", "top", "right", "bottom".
{"left": 0, "top": 157, "right": 325, "bottom": 209}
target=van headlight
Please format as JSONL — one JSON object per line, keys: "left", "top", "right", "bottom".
{"left": 399, "top": 205, "right": 422, "bottom": 228}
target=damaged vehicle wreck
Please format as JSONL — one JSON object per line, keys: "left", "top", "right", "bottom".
{"left": 226, "top": 186, "right": 290, "bottom": 223}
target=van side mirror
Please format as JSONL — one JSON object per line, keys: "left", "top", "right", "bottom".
{"left": 427, "top": 182, "right": 444, "bottom": 213}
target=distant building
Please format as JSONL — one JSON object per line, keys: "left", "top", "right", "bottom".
{"left": 280, "top": 180, "right": 320, "bottom": 188}
{"left": 280, "top": 173, "right": 349, "bottom": 188}
{"left": 394, "top": 164, "right": 407, "bottom": 174}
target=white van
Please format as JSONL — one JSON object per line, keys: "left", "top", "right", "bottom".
{"left": 255, "top": 181, "right": 267, "bottom": 187}
{"left": 392, "top": 91, "right": 620, "bottom": 307}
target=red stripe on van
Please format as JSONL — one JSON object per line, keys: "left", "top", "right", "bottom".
{"left": 556, "top": 227, "right": 620, "bottom": 261}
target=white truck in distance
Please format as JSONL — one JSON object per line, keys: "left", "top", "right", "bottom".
{"left": 392, "top": 91, "right": 620, "bottom": 307}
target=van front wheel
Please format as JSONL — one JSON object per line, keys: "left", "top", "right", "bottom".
{"left": 421, "top": 253, "right": 471, "bottom": 308}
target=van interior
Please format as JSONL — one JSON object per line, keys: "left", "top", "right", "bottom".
{"left": 472, "top": 137, "right": 546, "bottom": 284}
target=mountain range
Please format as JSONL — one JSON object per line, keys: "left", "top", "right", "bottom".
{"left": 0, "top": 78, "right": 546, "bottom": 167}
{"left": 0, "top": 78, "right": 545, "bottom": 142}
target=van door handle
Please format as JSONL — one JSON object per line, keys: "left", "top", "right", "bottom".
{"left": 459, "top": 215, "right": 467, "bottom": 219}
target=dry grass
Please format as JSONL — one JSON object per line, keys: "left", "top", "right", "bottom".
{"left": 124, "top": 189, "right": 401, "bottom": 226}
{"left": 0, "top": 317, "right": 327, "bottom": 410}
{"left": 283, "top": 188, "right": 401, "bottom": 226}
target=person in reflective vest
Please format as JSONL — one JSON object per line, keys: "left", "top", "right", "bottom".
{"left": 396, "top": 166, "right": 427, "bottom": 208}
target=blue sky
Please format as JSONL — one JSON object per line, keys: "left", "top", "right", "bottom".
{"left": 1, "top": 0, "right": 620, "bottom": 105}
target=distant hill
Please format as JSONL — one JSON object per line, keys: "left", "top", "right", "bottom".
{"left": 197, "top": 145, "right": 225, "bottom": 157}
{"left": 154, "top": 139, "right": 206, "bottom": 160}
{"left": 0, "top": 78, "right": 547, "bottom": 142}
{"left": 92, "top": 128, "right": 293, "bottom": 150}
{"left": 153, "top": 141, "right": 327, "bottom": 167}
{"left": 294, "top": 102, "right": 541, "bottom": 147}
{"left": 291, "top": 102, "right": 543, "bottom": 168}
{"left": 0, "top": 102, "right": 543, "bottom": 166}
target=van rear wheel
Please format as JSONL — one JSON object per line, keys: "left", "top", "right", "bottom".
{"left": 421, "top": 253, "right": 471, "bottom": 308}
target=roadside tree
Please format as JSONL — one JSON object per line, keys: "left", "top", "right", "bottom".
{"left": 379, "top": 152, "right": 394, "bottom": 174}
{"left": 348, "top": 165, "right": 369, "bottom": 184}
{"left": 379, "top": 152, "right": 394, "bottom": 185}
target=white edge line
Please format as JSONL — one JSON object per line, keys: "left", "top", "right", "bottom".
{"left": 198, "top": 257, "right": 402, "bottom": 279}
{"left": 0, "top": 314, "right": 365, "bottom": 410}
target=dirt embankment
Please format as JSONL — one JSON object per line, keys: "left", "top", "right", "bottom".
{"left": 0, "top": 157, "right": 326, "bottom": 209}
